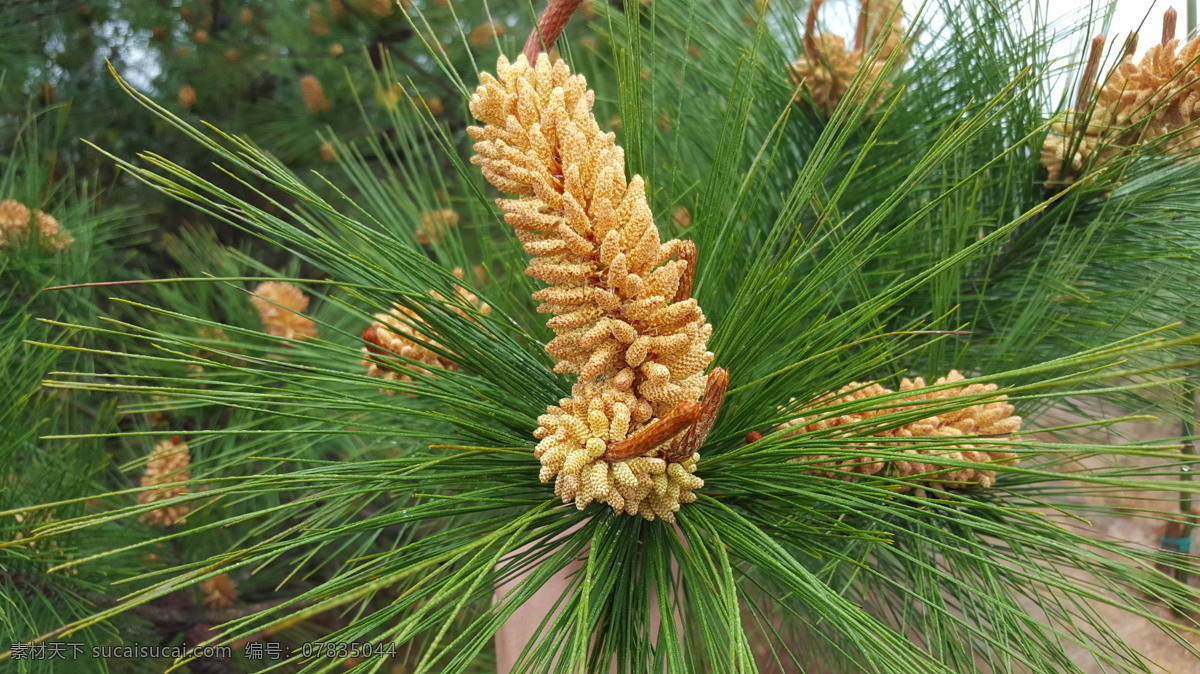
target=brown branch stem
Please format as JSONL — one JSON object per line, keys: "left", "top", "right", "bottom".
{"left": 854, "top": 0, "right": 870, "bottom": 52}
{"left": 1074, "top": 35, "right": 1106, "bottom": 113}
{"left": 522, "top": 0, "right": 585, "bottom": 63}
{"left": 803, "top": 0, "right": 824, "bottom": 58}
{"left": 1164, "top": 7, "right": 1179, "bottom": 45}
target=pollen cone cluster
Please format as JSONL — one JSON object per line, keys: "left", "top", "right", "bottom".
{"left": 201, "top": 573, "right": 238, "bottom": 609}
{"left": 138, "top": 437, "right": 195, "bottom": 527}
{"left": 250, "top": 281, "right": 318, "bottom": 340}
{"left": 300, "top": 74, "right": 331, "bottom": 114}
{"left": 11, "top": 510, "right": 52, "bottom": 547}
{"left": 179, "top": 84, "right": 197, "bottom": 110}
{"left": 10, "top": 509, "right": 74, "bottom": 572}
{"left": 368, "top": 0, "right": 399, "bottom": 17}
{"left": 469, "top": 22, "right": 506, "bottom": 48}
{"left": 468, "top": 54, "right": 722, "bottom": 521}
{"left": 792, "top": 0, "right": 905, "bottom": 116}
{"left": 415, "top": 208, "right": 459, "bottom": 245}
{"left": 781, "top": 370, "right": 1021, "bottom": 495}
{"left": 309, "top": 2, "right": 330, "bottom": 35}
{"left": 1043, "top": 9, "right": 1200, "bottom": 185}
{"left": 360, "top": 268, "right": 490, "bottom": 391}
{"left": 0, "top": 198, "right": 73, "bottom": 252}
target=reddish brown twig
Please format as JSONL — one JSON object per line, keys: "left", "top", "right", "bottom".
{"left": 667, "top": 367, "right": 729, "bottom": 462}
{"left": 361, "top": 324, "right": 392, "bottom": 360}
{"left": 1074, "top": 35, "right": 1106, "bottom": 112}
{"left": 604, "top": 401, "right": 701, "bottom": 462}
{"left": 1122, "top": 32, "right": 1139, "bottom": 59}
{"left": 675, "top": 240, "right": 697, "bottom": 303}
{"left": 854, "top": 0, "right": 870, "bottom": 51}
{"left": 803, "top": 0, "right": 824, "bottom": 59}
{"left": 522, "top": 0, "right": 585, "bottom": 63}
{"left": 1162, "top": 7, "right": 1177, "bottom": 45}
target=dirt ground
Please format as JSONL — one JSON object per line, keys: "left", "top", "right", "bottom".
{"left": 496, "top": 403, "right": 1200, "bottom": 673}
{"left": 742, "top": 401, "right": 1200, "bottom": 674}
{"left": 1036, "top": 403, "right": 1200, "bottom": 673}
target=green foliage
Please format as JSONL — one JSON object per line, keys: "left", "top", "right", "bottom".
{"left": 5, "top": 1, "right": 1200, "bottom": 673}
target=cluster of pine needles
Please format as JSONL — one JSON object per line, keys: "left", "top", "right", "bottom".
{"left": 5, "top": 1, "right": 1200, "bottom": 673}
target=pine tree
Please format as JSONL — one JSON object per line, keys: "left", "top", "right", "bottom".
{"left": 5, "top": 1, "right": 1200, "bottom": 673}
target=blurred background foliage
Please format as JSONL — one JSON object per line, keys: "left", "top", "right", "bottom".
{"left": 4, "top": 0, "right": 1200, "bottom": 673}
{"left": 1, "top": 0, "right": 549, "bottom": 273}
